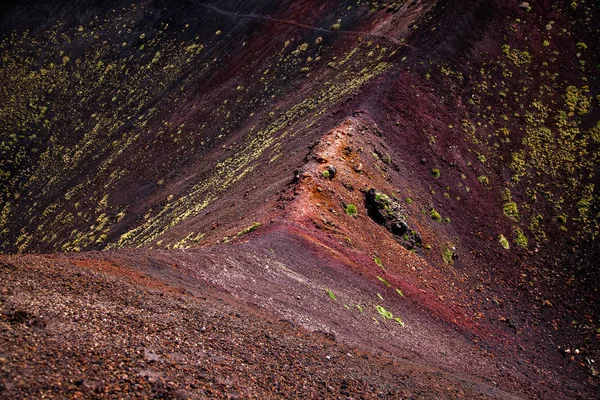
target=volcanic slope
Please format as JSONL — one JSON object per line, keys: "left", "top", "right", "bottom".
{"left": 1, "top": 0, "right": 599, "bottom": 398}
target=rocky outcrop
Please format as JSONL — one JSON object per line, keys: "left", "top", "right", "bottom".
{"left": 364, "top": 188, "right": 422, "bottom": 251}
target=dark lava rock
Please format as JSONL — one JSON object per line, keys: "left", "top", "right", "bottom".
{"left": 327, "top": 165, "right": 337, "bottom": 179}
{"left": 292, "top": 170, "right": 301, "bottom": 184}
{"left": 364, "top": 188, "right": 422, "bottom": 251}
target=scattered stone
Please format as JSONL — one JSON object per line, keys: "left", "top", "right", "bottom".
{"left": 327, "top": 165, "right": 337, "bottom": 179}
{"left": 292, "top": 170, "right": 301, "bottom": 183}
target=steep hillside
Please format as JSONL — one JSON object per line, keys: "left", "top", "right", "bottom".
{"left": 0, "top": 0, "right": 599, "bottom": 398}
{"left": 0, "top": 0, "right": 432, "bottom": 253}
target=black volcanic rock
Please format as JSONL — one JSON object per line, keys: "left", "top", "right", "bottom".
{"left": 365, "top": 188, "right": 422, "bottom": 250}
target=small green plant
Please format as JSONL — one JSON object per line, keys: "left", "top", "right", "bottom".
{"left": 405, "top": 197, "right": 413, "bottom": 205}
{"left": 503, "top": 202, "right": 520, "bottom": 220}
{"left": 499, "top": 234, "right": 510, "bottom": 249}
{"left": 373, "top": 256, "right": 385, "bottom": 270}
{"left": 374, "top": 305, "right": 406, "bottom": 327}
{"left": 395, "top": 288, "right": 404, "bottom": 297}
{"left": 431, "top": 168, "right": 441, "bottom": 178}
{"left": 376, "top": 293, "right": 384, "bottom": 301}
{"left": 514, "top": 227, "right": 528, "bottom": 248}
{"left": 442, "top": 246, "right": 454, "bottom": 265}
{"left": 430, "top": 208, "right": 442, "bottom": 222}
{"left": 376, "top": 276, "right": 391, "bottom": 287}
{"left": 237, "top": 222, "right": 261, "bottom": 236}
{"left": 502, "top": 44, "right": 533, "bottom": 66}
{"left": 375, "top": 192, "right": 391, "bottom": 205}
{"left": 321, "top": 170, "right": 330, "bottom": 179}
{"left": 345, "top": 204, "right": 358, "bottom": 216}
{"left": 477, "top": 175, "right": 489, "bottom": 185}
{"left": 375, "top": 305, "right": 393, "bottom": 320}
{"left": 326, "top": 289, "right": 337, "bottom": 300}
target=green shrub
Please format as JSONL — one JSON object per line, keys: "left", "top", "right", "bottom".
{"left": 442, "top": 246, "right": 454, "bottom": 265}
{"left": 376, "top": 276, "right": 391, "bottom": 287}
{"left": 375, "top": 305, "right": 393, "bottom": 320}
{"left": 514, "top": 227, "right": 528, "bottom": 248}
{"left": 326, "top": 289, "right": 336, "bottom": 300}
{"left": 375, "top": 192, "right": 391, "bottom": 205}
{"left": 499, "top": 235, "right": 510, "bottom": 249}
{"left": 345, "top": 203, "right": 358, "bottom": 216}
{"left": 373, "top": 256, "right": 385, "bottom": 270}
{"left": 431, "top": 168, "right": 441, "bottom": 178}
{"left": 237, "top": 222, "right": 261, "bottom": 236}
{"left": 430, "top": 208, "right": 442, "bottom": 222}
{"left": 503, "top": 202, "right": 519, "bottom": 220}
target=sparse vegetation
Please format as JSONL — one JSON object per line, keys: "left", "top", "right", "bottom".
{"left": 503, "top": 202, "right": 520, "bottom": 220}
{"left": 373, "top": 256, "right": 385, "bottom": 270}
{"left": 502, "top": 44, "right": 533, "bottom": 66}
{"left": 345, "top": 204, "right": 358, "bottom": 216}
{"left": 430, "top": 208, "right": 442, "bottom": 222}
{"left": 375, "top": 192, "right": 391, "bottom": 205}
{"left": 0, "top": 2, "right": 597, "bottom": 397}
{"left": 375, "top": 305, "right": 405, "bottom": 327}
{"left": 514, "top": 227, "right": 528, "bottom": 248}
{"left": 326, "top": 289, "right": 337, "bottom": 300}
{"left": 237, "top": 222, "right": 261, "bottom": 237}
{"left": 442, "top": 246, "right": 455, "bottom": 265}
{"left": 499, "top": 234, "right": 510, "bottom": 249}
{"left": 376, "top": 276, "right": 391, "bottom": 287}
{"left": 477, "top": 176, "right": 489, "bottom": 185}
{"left": 375, "top": 305, "right": 393, "bottom": 320}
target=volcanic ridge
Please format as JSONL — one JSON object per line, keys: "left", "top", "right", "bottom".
{"left": 0, "top": 0, "right": 599, "bottom": 398}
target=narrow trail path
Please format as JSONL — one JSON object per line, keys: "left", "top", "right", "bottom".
{"left": 192, "top": 1, "right": 412, "bottom": 48}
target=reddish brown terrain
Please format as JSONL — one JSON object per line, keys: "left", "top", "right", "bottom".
{"left": 1, "top": 0, "right": 599, "bottom": 398}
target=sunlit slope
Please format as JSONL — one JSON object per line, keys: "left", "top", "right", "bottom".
{"left": 0, "top": 0, "right": 433, "bottom": 253}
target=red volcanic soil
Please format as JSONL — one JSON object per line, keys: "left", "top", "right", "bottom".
{"left": 0, "top": 0, "right": 599, "bottom": 399}
{"left": 0, "top": 246, "right": 538, "bottom": 399}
